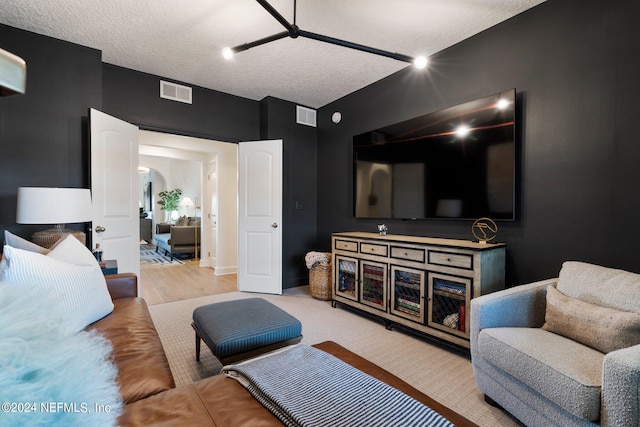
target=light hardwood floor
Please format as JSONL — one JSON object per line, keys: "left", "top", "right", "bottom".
{"left": 140, "top": 258, "right": 237, "bottom": 306}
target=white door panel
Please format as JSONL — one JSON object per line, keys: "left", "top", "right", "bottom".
{"left": 238, "top": 139, "right": 282, "bottom": 294}
{"left": 90, "top": 109, "right": 140, "bottom": 279}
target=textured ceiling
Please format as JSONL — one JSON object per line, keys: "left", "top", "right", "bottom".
{"left": 0, "top": 0, "right": 546, "bottom": 108}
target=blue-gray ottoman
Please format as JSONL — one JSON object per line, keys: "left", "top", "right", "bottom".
{"left": 191, "top": 298, "right": 303, "bottom": 364}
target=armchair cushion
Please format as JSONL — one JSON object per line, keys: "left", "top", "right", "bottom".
{"left": 543, "top": 285, "right": 640, "bottom": 353}
{"left": 557, "top": 261, "right": 640, "bottom": 313}
{"left": 479, "top": 327, "right": 604, "bottom": 421}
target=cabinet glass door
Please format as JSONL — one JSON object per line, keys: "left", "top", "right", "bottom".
{"left": 360, "top": 261, "right": 387, "bottom": 310}
{"left": 427, "top": 273, "right": 471, "bottom": 338}
{"left": 390, "top": 266, "right": 425, "bottom": 323}
{"left": 335, "top": 255, "right": 358, "bottom": 301}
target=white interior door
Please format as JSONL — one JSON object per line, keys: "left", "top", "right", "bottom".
{"left": 90, "top": 109, "right": 140, "bottom": 280}
{"left": 238, "top": 139, "right": 282, "bottom": 294}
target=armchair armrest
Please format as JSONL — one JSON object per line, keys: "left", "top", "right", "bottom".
{"left": 156, "top": 223, "right": 171, "bottom": 234}
{"left": 169, "top": 226, "right": 199, "bottom": 246}
{"left": 105, "top": 273, "right": 138, "bottom": 299}
{"left": 470, "top": 278, "right": 556, "bottom": 357}
{"left": 602, "top": 344, "right": 640, "bottom": 426}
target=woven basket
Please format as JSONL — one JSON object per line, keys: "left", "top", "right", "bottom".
{"left": 309, "top": 263, "right": 332, "bottom": 301}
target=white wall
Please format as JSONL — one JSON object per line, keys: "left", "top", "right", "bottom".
{"left": 211, "top": 142, "right": 238, "bottom": 275}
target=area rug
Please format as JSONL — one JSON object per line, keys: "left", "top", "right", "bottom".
{"left": 140, "top": 245, "right": 183, "bottom": 268}
{"left": 148, "top": 287, "right": 520, "bottom": 427}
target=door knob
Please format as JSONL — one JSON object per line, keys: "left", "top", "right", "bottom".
{"left": 95, "top": 226, "right": 106, "bottom": 233}
{"left": 271, "top": 223, "right": 278, "bottom": 228}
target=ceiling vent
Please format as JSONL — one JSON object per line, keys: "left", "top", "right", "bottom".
{"left": 296, "top": 105, "right": 316, "bottom": 127}
{"left": 160, "top": 80, "right": 192, "bottom": 104}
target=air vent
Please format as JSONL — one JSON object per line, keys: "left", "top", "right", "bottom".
{"left": 296, "top": 105, "right": 317, "bottom": 127}
{"left": 160, "top": 80, "right": 192, "bottom": 104}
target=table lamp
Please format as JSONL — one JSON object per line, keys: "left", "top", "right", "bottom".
{"left": 16, "top": 187, "right": 93, "bottom": 248}
{"left": 179, "top": 197, "right": 194, "bottom": 217}
{"left": 0, "top": 47, "right": 26, "bottom": 96}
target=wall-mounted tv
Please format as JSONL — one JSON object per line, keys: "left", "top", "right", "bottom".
{"left": 353, "top": 88, "right": 516, "bottom": 220}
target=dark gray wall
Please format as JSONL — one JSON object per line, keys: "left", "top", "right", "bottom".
{"left": 316, "top": 0, "right": 640, "bottom": 285}
{"left": 0, "top": 24, "right": 102, "bottom": 239}
{"left": 260, "top": 97, "right": 318, "bottom": 288}
{"left": 102, "top": 64, "right": 259, "bottom": 142}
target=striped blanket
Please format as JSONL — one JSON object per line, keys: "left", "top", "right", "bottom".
{"left": 222, "top": 345, "right": 454, "bottom": 427}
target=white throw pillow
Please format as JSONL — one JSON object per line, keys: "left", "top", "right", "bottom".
{"left": 4, "top": 230, "right": 50, "bottom": 254}
{"left": 0, "top": 235, "right": 113, "bottom": 332}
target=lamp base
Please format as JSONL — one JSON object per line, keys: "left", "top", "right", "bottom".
{"left": 32, "top": 228, "right": 86, "bottom": 249}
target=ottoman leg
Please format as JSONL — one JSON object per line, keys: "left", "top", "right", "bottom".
{"left": 192, "top": 323, "right": 201, "bottom": 361}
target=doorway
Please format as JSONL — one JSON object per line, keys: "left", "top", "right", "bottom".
{"left": 137, "top": 130, "right": 238, "bottom": 279}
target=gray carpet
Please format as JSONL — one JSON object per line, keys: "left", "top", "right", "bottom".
{"left": 148, "top": 287, "right": 519, "bottom": 427}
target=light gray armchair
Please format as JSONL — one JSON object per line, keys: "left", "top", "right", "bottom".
{"left": 470, "top": 261, "right": 640, "bottom": 427}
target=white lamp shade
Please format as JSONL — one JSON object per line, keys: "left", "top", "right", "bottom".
{"left": 0, "top": 47, "right": 26, "bottom": 96}
{"left": 16, "top": 187, "right": 93, "bottom": 225}
{"left": 179, "top": 197, "right": 194, "bottom": 207}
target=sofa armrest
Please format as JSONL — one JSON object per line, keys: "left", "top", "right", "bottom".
{"left": 602, "top": 344, "right": 640, "bottom": 427}
{"left": 470, "top": 278, "right": 556, "bottom": 357}
{"left": 105, "top": 273, "right": 138, "bottom": 299}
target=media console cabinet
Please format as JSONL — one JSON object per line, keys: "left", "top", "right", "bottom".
{"left": 331, "top": 232, "right": 506, "bottom": 348}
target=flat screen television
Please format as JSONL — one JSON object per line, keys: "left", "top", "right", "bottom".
{"left": 353, "top": 88, "right": 516, "bottom": 220}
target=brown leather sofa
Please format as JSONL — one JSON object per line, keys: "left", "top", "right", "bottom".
{"left": 96, "top": 273, "right": 476, "bottom": 426}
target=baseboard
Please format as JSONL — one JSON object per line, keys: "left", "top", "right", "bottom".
{"left": 214, "top": 265, "right": 237, "bottom": 275}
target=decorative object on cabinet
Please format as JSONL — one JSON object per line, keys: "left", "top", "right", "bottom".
{"left": 332, "top": 232, "right": 505, "bottom": 349}
{"left": 16, "top": 187, "right": 93, "bottom": 248}
{"left": 471, "top": 217, "right": 498, "bottom": 243}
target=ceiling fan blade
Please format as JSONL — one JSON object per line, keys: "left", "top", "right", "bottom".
{"left": 256, "top": 0, "right": 295, "bottom": 33}
{"left": 230, "top": 31, "right": 289, "bottom": 54}
{"left": 299, "top": 30, "right": 415, "bottom": 64}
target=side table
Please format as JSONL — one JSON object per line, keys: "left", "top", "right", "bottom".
{"left": 100, "top": 259, "right": 118, "bottom": 275}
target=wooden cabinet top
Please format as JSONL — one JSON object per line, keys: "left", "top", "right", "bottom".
{"left": 332, "top": 232, "right": 505, "bottom": 251}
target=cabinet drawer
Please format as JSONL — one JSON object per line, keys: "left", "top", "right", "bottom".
{"left": 428, "top": 251, "right": 473, "bottom": 270}
{"left": 360, "top": 243, "right": 388, "bottom": 257}
{"left": 335, "top": 239, "right": 358, "bottom": 252}
{"left": 390, "top": 246, "right": 425, "bottom": 263}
